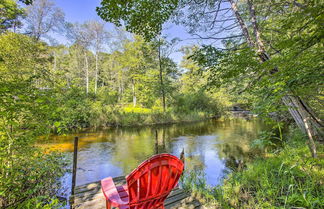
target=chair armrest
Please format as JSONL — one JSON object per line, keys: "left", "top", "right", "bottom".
{"left": 101, "top": 177, "right": 129, "bottom": 206}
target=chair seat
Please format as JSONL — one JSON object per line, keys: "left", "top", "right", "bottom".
{"left": 101, "top": 177, "right": 129, "bottom": 207}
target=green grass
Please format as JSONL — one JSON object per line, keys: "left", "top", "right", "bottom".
{"left": 87, "top": 104, "right": 216, "bottom": 128}
{"left": 181, "top": 130, "right": 324, "bottom": 208}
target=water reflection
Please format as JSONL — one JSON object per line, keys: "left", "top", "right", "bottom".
{"left": 39, "top": 118, "right": 267, "bottom": 198}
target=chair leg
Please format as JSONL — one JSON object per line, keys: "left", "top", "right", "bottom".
{"left": 106, "top": 200, "right": 111, "bottom": 209}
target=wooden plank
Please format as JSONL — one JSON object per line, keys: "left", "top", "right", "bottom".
{"left": 165, "top": 192, "right": 189, "bottom": 207}
{"left": 74, "top": 187, "right": 183, "bottom": 203}
{"left": 73, "top": 187, "right": 184, "bottom": 206}
{"left": 73, "top": 179, "right": 181, "bottom": 201}
{"left": 74, "top": 176, "right": 126, "bottom": 194}
{"left": 74, "top": 181, "right": 100, "bottom": 193}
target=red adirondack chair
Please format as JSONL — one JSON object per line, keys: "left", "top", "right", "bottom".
{"left": 101, "top": 153, "right": 184, "bottom": 209}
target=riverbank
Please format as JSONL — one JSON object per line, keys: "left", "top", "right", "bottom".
{"left": 52, "top": 104, "right": 222, "bottom": 133}
{"left": 182, "top": 128, "right": 324, "bottom": 208}
{"left": 99, "top": 108, "right": 219, "bottom": 127}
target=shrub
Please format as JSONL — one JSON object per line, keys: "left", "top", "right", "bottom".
{"left": 218, "top": 143, "right": 324, "bottom": 208}
{"left": 0, "top": 135, "right": 66, "bottom": 208}
{"left": 51, "top": 88, "right": 92, "bottom": 132}
{"left": 172, "top": 92, "right": 220, "bottom": 116}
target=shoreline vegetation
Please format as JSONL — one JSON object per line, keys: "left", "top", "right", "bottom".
{"left": 48, "top": 88, "right": 230, "bottom": 134}
{"left": 182, "top": 127, "right": 324, "bottom": 209}
{"left": 52, "top": 107, "right": 222, "bottom": 133}
{"left": 51, "top": 110, "right": 253, "bottom": 134}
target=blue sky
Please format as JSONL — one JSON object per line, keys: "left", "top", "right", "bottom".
{"left": 54, "top": 0, "right": 102, "bottom": 23}
{"left": 21, "top": 0, "right": 232, "bottom": 64}
{"left": 46, "top": 0, "right": 199, "bottom": 64}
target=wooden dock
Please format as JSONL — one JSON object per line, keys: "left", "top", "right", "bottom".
{"left": 71, "top": 176, "right": 202, "bottom": 209}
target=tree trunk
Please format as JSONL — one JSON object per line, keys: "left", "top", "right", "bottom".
{"left": 84, "top": 52, "right": 89, "bottom": 95}
{"left": 95, "top": 52, "right": 99, "bottom": 94}
{"left": 230, "top": 0, "right": 323, "bottom": 157}
{"left": 119, "top": 71, "right": 124, "bottom": 102}
{"left": 282, "top": 95, "right": 321, "bottom": 157}
{"left": 132, "top": 79, "right": 136, "bottom": 107}
{"left": 229, "top": 0, "right": 255, "bottom": 47}
{"left": 158, "top": 40, "right": 166, "bottom": 112}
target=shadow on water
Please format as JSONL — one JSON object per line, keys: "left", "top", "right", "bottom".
{"left": 38, "top": 118, "right": 268, "bottom": 202}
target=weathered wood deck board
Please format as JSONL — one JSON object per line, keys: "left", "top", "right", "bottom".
{"left": 71, "top": 176, "right": 202, "bottom": 209}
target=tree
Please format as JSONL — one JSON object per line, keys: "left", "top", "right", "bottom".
{"left": 25, "top": 0, "right": 64, "bottom": 40}
{"left": 66, "top": 22, "right": 94, "bottom": 94}
{"left": 121, "top": 36, "right": 148, "bottom": 107}
{"left": 155, "top": 38, "right": 179, "bottom": 112}
{"left": 101, "top": 50, "right": 127, "bottom": 103}
{"left": 96, "top": 0, "right": 178, "bottom": 41}
{"left": 19, "top": 0, "right": 33, "bottom": 5}
{"left": 85, "top": 21, "right": 108, "bottom": 95}
{"left": 0, "top": 32, "right": 64, "bottom": 208}
{"left": 180, "top": 46, "right": 207, "bottom": 93}
{"left": 97, "top": 0, "right": 323, "bottom": 157}
{"left": 0, "top": 0, "right": 25, "bottom": 33}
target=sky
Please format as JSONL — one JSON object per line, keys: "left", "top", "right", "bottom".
{"left": 45, "top": 0, "right": 200, "bottom": 64}
{"left": 20, "top": 0, "right": 233, "bottom": 64}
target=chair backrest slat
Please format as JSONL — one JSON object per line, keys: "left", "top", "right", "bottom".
{"left": 145, "top": 170, "right": 151, "bottom": 199}
{"left": 126, "top": 153, "right": 184, "bottom": 208}
{"left": 156, "top": 160, "right": 162, "bottom": 194}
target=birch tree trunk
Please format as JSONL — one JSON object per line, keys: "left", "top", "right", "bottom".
{"left": 95, "top": 52, "right": 98, "bottom": 94}
{"left": 84, "top": 52, "right": 89, "bottom": 95}
{"left": 282, "top": 95, "right": 320, "bottom": 157}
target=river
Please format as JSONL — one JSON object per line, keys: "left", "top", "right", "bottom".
{"left": 39, "top": 118, "right": 267, "bottom": 200}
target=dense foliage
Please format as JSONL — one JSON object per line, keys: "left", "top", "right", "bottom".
{"left": 0, "top": 32, "right": 65, "bottom": 208}
{"left": 45, "top": 35, "right": 225, "bottom": 131}
{"left": 97, "top": 0, "right": 178, "bottom": 40}
{"left": 189, "top": 0, "right": 323, "bottom": 119}
{"left": 0, "top": 0, "right": 25, "bottom": 32}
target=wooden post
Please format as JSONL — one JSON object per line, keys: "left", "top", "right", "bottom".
{"left": 71, "top": 137, "right": 79, "bottom": 197}
{"left": 180, "top": 148, "right": 185, "bottom": 165}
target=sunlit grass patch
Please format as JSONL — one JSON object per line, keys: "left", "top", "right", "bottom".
{"left": 122, "top": 106, "right": 153, "bottom": 114}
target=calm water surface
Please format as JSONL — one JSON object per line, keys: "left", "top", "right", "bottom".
{"left": 39, "top": 118, "right": 267, "bottom": 198}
